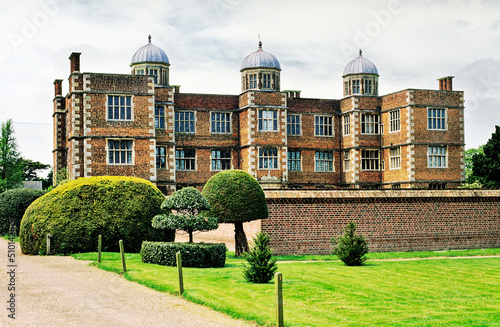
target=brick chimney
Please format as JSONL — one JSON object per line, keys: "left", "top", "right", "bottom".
{"left": 438, "top": 76, "right": 454, "bottom": 91}
{"left": 53, "top": 79, "right": 63, "bottom": 97}
{"left": 69, "top": 52, "right": 81, "bottom": 73}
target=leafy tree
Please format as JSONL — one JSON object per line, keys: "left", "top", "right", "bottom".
{"left": 243, "top": 232, "right": 277, "bottom": 283}
{"left": 42, "top": 169, "right": 53, "bottom": 190}
{"left": 0, "top": 119, "right": 23, "bottom": 192}
{"left": 152, "top": 187, "right": 218, "bottom": 243}
{"left": 331, "top": 222, "right": 369, "bottom": 266}
{"left": 202, "top": 170, "right": 268, "bottom": 256}
{"left": 0, "top": 188, "right": 46, "bottom": 235}
{"left": 21, "top": 158, "right": 50, "bottom": 181}
{"left": 471, "top": 125, "right": 500, "bottom": 188}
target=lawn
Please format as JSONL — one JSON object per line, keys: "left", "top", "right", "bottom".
{"left": 72, "top": 249, "right": 500, "bottom": 327}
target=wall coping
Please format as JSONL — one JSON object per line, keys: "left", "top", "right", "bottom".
{"left": 264, "top": 189, "right": 500, "bottom": 199}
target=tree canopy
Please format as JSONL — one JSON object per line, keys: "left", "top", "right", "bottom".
{"left": 470, "top": 125, "right": 500, "bottom": 188}
{"left": 0, "top": 119, "right": 23, "bottom": 192}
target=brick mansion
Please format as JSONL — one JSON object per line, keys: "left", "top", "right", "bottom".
{"left": 53, "top": 36, "right": 465, "bottom": 194}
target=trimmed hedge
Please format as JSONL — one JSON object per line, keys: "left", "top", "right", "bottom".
{"left": 140, "top": 241, "right": 227, "bottom": 268}
{"left": 0, "top": 188, "right": 46, "bottom": 235}
{"left": 19, "top": 176, "right": 174, "bottom": 255}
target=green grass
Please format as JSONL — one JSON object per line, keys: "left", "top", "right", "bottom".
{"left": 72, "top": 249, "right": 500, "bottom": 326}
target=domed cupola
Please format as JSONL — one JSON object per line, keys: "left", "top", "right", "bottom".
{"left": 240, "top": 41, "right": 281, "bottom": 92}
{"left": 342, "top": 50, "right": 379, "bottom": 97}
{"left": 130, "top": 35, "right": 170, "bottom": 86}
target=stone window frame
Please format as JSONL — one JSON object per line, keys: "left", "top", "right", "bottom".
{"left": 343, "top": 114, "right": 351, "bottom": 136}
{"left": 428, "top": 108, "right": 447, "bottom": 130}
{"left": 287, "top": 150, "right": 301, "bottom": 172}
{"left": 364, "top": 79, "right": 373, "bottom": 94}
{"left": 361, "top": 113, "right": 380, "bottom": 135}
{"left": 210, "top": 112, "right": 232, "bottom": 134}
{"left": 156, "top": 146, "right": 166, "bottom": 169}
{"left": 107, "top": 95, "right": 133, "bottom": 121}
{"left": 314, "top": 115, "right": 334, "bottom": 137}
{"left": 262, "top": 73, "right": 271, "bottom": 89}
{"left": 361, "top": 149, "right": 380, "bottom": 171}
{"left": 286, "top": 114, "right": 301, "bottom": 136}
{"left": 389, "top": 109, "right": 400, "bottom": 132}
{"left": 258, "top": 109, "right": 278, "bottom": 132}
{"left": 389, "top": 147, "right": 401, "bottom": 170}
{"left": 315, "top": 151, "right": 334, "bottom": 172}
{"left": 428, "top": 146, "right": 447, "bottom": 168}
{"left": 249, "top": 74, "right": 258, "bottom": 89}
{"left": 211, "top": 149, "right": 231, "bottom": 171}
{"left": 352, "top": 80, "right": 361, "bottom": 94}
{"left": 149, "top": 68, "right": 158, "bottom": 84}
{"left": 258, "top": 147, "right": 279, "bottom": 170}
{"left": 107, "top": 139, "right": 134, "bottom": 165}
{"left": 343, "top": 150, "right": 351, "bottom": 171}
{"left": 175, "top": 111, "right": 196, "bottom": 134}
{"left": 155, "top": 105, "right": 165, "bottom": 129}
{"left": 175, "top": 148, "right": 196, "bottom": 171}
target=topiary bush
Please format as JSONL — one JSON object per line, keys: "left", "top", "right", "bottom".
{"left": 331, "top": 222, "right": 369, "bottom": 266}
{"left": 19, "top": 176, "right": 174, "bottom": 255}
{"left": 152, "top": 187, "right": 218, "bottom": 243}
{"left": 202, "top": 170, "right": 268, "bottom": 256}
{"left": 0, "top": 188, "right": 46, "bottom": 235}
{"left": 140, "top": 241, "right": 226, "bottom": 268}
{"left": 243, "top": 232, "right": 277, "bottom": 283}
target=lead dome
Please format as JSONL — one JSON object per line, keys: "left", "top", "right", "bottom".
{"left": 131, "top": 35, "right": 169, "bottom": 65}
{"left": 342, "top": 50, "right": 379, "bottom": 97}
{"left": 240, "top": 41, "right": 281, "bottom": 92}
{"left": 241, "top": 41, "right": 281, "bottom": 71}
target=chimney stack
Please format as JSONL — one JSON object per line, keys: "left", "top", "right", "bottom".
{"left": 438, "top": 76, "right": 454, "bottom": 91}
{"left": 69, "top": 52, "right": 81, "bottom": 73}
{"left": 53, "top": 79, "right": 63, "bottom": 96}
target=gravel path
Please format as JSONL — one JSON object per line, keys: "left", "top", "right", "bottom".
{"left": 0, "top": 238, "right": 256, "bottom": 327}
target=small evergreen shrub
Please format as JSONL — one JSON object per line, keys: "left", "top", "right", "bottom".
{"left": 19, "top": 176, "right": 174, "bottom": 255}
{"left": 331, "top": 222, "right": 369, "bottom": 266}
{"left": 140, "top": 241, "right": 227, "bottom": 268}
{"left": 0, "top": 188, "right": 46, "bottom": 235}
{"left": 243, "top": 232, "right": 277, "bottom": 283}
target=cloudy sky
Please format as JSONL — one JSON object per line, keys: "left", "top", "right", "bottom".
{"left": 1, "top": 0, "right": 500, "bottom": 172}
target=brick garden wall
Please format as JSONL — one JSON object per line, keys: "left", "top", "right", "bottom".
{"left": 263, "top": 190, "right": 500, "bottom": 255}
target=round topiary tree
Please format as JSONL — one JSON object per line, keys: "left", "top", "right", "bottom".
{"left": 202, "top": 170, "right": 268, "bottom": 256}
{"left": 152, "top": 187, "right": 218, "bottom": 243}
{"left": 19, "top": 176, "right": 174, "bottom": 255}
{"left": 0, "top": 188, "right": 46, "bottom": 235}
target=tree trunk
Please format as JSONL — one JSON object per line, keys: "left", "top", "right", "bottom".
{"left": 234, "top": 221, "right": 249, "bottom": 257}
{"left": 188, "top": 230, "right": 193, "bottom": 243}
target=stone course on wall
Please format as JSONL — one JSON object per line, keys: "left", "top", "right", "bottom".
{"left": 190, "top": 190, "right": 500, "bottom": 255}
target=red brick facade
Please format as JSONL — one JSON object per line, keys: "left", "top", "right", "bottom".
{"left": 54, "top": 45, "right": 465, "bottom": 193}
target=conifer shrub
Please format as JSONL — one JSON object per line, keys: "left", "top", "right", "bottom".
{"left": 140, "top": 241, "right": 226, "bottom": 268}
{"left": 331, "top": 222, "right": 369, "bottom": 266}
{"left": 19, "top": 176, "right": 173, "bottom": 255}
{"left": 0, "top": 188, "right": 46, "bottom": 235}
{"left": 243, "top": 232, "right": 277, "bottom": 283}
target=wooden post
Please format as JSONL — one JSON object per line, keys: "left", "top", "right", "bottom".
{"left": 98, "top": 235, "right": 102, "bottom": 263}
{"left": 176, "top": 252, "right": 184, "bottom": 295}
{"left": 275, "top": 272, "right": 284, "bottom": 327}
{"left": 119, "top": 240, "right": 126, "bottom": 273}
{"left": 46, "top": 234, "right": 52, "bottom": 255}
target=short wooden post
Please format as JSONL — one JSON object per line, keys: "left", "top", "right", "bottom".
{"left": 119, "top": 240, "right": 126, "bottom": 273}
{"left": 98, "top": 235, "right": 102, "bottom": 263}
{"left": 275, "top": 272, "right": 284, "bottom": 327}
{"left": 46, "top": 234, "right": 52, "bottom": 255}
{"left": 176, "top": 251, "right": 184, "bottom": 295}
